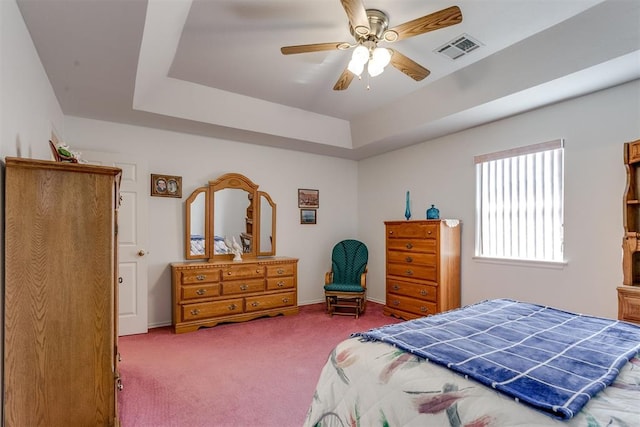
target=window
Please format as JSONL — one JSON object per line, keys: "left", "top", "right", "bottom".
{"left": 475, "top": 139, "right": 564, "bottom": 263}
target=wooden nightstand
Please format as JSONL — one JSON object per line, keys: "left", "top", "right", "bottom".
{"left": 617, "top": 285, "right": 640, "bottom": 325}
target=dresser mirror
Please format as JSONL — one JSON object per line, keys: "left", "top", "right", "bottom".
{"left": 185, "top": 173, "right": 276, "bottom": 260}
{"left": 258, "top": 191, "right": 276, "bottom": 256}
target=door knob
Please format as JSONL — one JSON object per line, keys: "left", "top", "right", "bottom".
{"left": 138, "top": 250, "right": 146, "bottom": 256}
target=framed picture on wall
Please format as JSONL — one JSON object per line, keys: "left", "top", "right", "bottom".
{"left": 298, "top": 188, "right": 319, "bottom": 208}
{"left": 151, "top": 174, "right": 182, "bottom": 198}
{"left": 300, "top": 209, "right": 317, "bottom": 224}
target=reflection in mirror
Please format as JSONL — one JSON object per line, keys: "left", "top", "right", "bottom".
{"left": 214, "top": 188, "right": 251, "bottom": 254}
{"left": 189, "top": 191, "right": 207, "bottom": 257}
{"left": 258, "top": 191, "right": 276, "bottom": 256}
{"left": 259, "top": 194, "right": 272, "bottom": 253}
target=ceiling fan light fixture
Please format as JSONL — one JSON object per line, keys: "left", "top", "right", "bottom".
{"left": 367, "top": 61, "right": 384, "bottom": 77}
{"left": 347, "top": 58, "right": 365, "bottom": 76}
{"left": 371, "top": 47, "right": 391, "bottom": 68}
{"left": 351, "top": 45, "right": 369, "bottom": 64}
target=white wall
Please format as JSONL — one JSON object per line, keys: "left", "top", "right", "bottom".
{"left": 359, "top": 79, "right": 640, "bottom": 319}
{"left": 64, "top": 117, "right": 359, "bottom": 327}
{"left": 1, "top": 0, "right": 64, "bottom": 160}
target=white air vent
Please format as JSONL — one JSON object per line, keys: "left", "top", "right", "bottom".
{"left": 435, "top": 34, "right": 482, "bottom": 60}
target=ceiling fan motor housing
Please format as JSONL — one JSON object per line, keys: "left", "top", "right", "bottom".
{"left": 350, "top": 9, "right": 392, "bottom": 43}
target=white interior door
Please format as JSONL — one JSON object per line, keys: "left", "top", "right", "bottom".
{"left": 83, "top": 151, "right": 149, "bottom": 336}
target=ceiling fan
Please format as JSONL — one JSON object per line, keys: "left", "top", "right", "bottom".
{"left": 280, "top": 0, "right": 463, "bottom": 90}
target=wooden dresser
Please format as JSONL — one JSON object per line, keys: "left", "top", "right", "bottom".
{"left": 171, "top": 257, "right": 298, "bottom": 333}
{"left": 384, "top": 220, "right": 461, "bottom": 320}
{"left": 3, "top": 158, "right": 121, "bottom": 426}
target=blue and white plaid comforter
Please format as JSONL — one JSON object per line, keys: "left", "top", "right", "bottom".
{"left": 354, "top": 299, "right": 640, "bottom": 419}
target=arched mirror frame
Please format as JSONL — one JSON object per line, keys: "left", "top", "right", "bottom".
{"left": 257, "top": 191, "right": 276, "bottom": 257}
{"left": 209, "top": 173, "right": 259, "bottom": 261}
{"left": 184, "top": 186, "right": 209, "bottom": 260}
{"left": 184, "top": 173, "right": 277, "bottom": 261}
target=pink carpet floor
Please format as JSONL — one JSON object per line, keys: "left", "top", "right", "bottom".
{"left": 117, "top": 302, "right": 401, "bottom": 427}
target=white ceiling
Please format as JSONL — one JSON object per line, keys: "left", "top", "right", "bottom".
{"left": 17, "top": 0, "right": 640, "bottom": 160}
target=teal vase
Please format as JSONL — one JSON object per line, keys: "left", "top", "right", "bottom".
{"left": 426, "top": 204, "right": 439, "bottom": 219}
{"left": 404, "top": 191, "right": 411, "bottom": 220}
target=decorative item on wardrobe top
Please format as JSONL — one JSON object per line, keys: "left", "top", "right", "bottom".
{"left": 185, "top": 172, "right": 276, "bottom": 260}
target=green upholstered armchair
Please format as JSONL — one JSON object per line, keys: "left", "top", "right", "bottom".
{"left": 324, "top": 239, "right": 368, "bottom": 318}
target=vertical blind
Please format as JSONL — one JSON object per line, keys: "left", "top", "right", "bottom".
{"left": 475, "top": 139, "right": 564, "bottom": 262}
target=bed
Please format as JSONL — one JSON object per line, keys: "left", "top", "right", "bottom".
{"left": 190, "top": 234, "right": 230, "bottom": 256}
{"left": 304, "top": 299, "right": 640, "bottom": 426}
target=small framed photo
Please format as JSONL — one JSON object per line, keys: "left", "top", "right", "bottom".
{"left": 151, "top": 174, "right": 182, "bottom": 198}
{"left": 298, "top": 188, "right": 319, "bottom": 208}
{"left": 300, "top": 209, "right": 317, "bottom": 224}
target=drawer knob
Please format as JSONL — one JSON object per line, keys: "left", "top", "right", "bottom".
{"left": 389, "top": 231, "right": 394, "bottom": 235}
{"left": 228, "top": 303, "right": 237, "bottom": 310}
{"left": 392, "top": 284, "right": 400, "bottom": 291}
{"left": 393, "top": 300, "right": 400, "bottom": 306}
{"left": 406, "top": 243, "right": 413, "bottom": 249}
{"left": 251, "top": 301, "right": 260, "bottom": 307}
{"left": 427, "top": 230, "right": 432, "bottom": 235}
{"left": 196, "top": 274, "right": 206, "bottom": 281}
{"left": 256, "top": 269, "right": 261, "bottom": 274}
{"left": 240, "top": 284, "right": 249, "bottom": 291}
{"left": 420, "top": 289, "right": 428, "bottom": 296}
{"left": 277, "top": 281, "right": 285, "bottom": 287}
{"left": 405, "top": 256, "right": 413, "bottom": 263}
{"left": 282, "top": 298, "right": 289, "bottom": 303}
{"left": 196, "top": 288, "right": 206, "bottom": 296}
{"left": 116, "top": 377, "right": 123, "bottom": 391}
{"left": 405, "top": 269, "right": 413, "bottom": 276}
{"left": 277, "top": 268, "right": 285, "bottom": 274}
{"left": 420, "top": 306, "right": 429, "bottom": 313}
{"left": 190, "top": 309, "right": 200, "bottom": 315}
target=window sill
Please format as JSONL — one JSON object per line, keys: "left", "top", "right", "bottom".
{"left": 472, "top": 256, "right": 568, "bottom": 269}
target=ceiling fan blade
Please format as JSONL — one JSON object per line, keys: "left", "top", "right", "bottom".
{"left": 386, "top": 6, "right": 462, "bottom": 42}
{"left": 389, "top": 49, "right": 430, "bottom": 81}
{"left": 340, "top": 0, "right": 370, "bottom": 36}
{"left": 281, "top": 42, "right": 346, "bottom": 55}
{"left": 333, "top": 68, "right": 355, "bottom": 91}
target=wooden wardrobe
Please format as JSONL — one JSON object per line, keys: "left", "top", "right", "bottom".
{"left": 3, "top": 158, "right": 122, "bottom": 426}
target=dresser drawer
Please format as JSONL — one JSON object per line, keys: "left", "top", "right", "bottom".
{"left": 180, "top": 269, "right": 220, "bottom": 285}
{"left": 181, "top": 283, "right": 220, "bottom": 301}
{"left": 387, "top": 263, "right": 437, "bottom": 282}
{"left": 222, "top": 278, "right": 265, "bottom": 295}
{"left": 266, "top": 263, "right": 295, "bottom": 277}
{"left": 387, "top": 222, "right": 438, "bottom": 239}
{"left": 222, "top": 264, "right": 264, "bottom": 280}
{"left": 387, "top": 251, "right": 437, "bottom": 266}
{"left": 181, "top": 298, "right": 244, "bottom": 321}
{"left": 618, "top": 286, "right": 640, "bottom": 324}
{"left": 386, "top": 294, "right": 437, "bottom": 317}
{"left": 387, "top": 279, "right": 437, "bottom": 303}
{"left": 387, "top": 238, "right": 437, "bottom": 253}
{"left": 245, "top": 292, "right": 295, "bottom": 312}
{"left": 266, "top": 276, "right": 295, "bottom": 291}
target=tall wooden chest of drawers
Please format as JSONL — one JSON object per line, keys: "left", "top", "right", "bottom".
{"left": 4, "top": 158, "right": 121, "bottom": 426}
{"left": 384, "top": 220, "right": 461, "bottom": 320}
{"left": 171, "top": 257, "right": 298, "bottom": 333}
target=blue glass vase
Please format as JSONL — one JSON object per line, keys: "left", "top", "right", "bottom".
{"left": 404, "top": 191, "right": 411, "bottom": 220}
{"left": 426, "top": 204, "right": 439, "bottom": 219}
